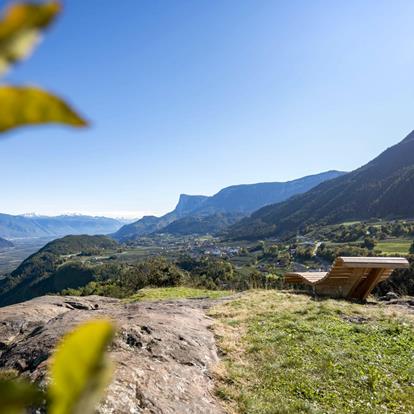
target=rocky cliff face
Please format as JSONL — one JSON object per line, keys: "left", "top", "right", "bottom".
{"left": 173, "top": 194, "right": 209, "bottom": 216}
{"left": 0, "top": 295, "right": 225, "bottom": 413}
{"left": 113, "top": 170, "right": 345, "bottom": 241}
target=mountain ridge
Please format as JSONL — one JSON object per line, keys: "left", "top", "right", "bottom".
{"left": 113, "top": 170, "right": 346, "bottom": 241}
{"left": 157, "top": 212, "right": 245, "bottom": 236}
{"left": 0, "top": 214, "right": 126, "bottom": 239}
{"left": 227, "top": 132, "right": 414, "bottom": 240}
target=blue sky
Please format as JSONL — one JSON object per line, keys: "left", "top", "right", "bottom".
{"left": 1, "top": 0, "right": 414, "bottom": 218}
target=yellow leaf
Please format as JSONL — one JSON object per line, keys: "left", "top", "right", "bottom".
{"left": 49, "top": 320, "right": 115, "bottom": 414}
{"left": 0, "top": 1, "right": 61, "bottom": 75}
{"left": 0, "top": 86, "right": 88, "bottom": 132}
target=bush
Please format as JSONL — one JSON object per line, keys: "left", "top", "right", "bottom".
{"left": 177, "top": 256, "right": 235, "bottom": 290}
{"left": 62, "top": 257, "right": 187, "bottom": 298}
{"left": 374, "top": 256, "right": 414, "bottom": 296}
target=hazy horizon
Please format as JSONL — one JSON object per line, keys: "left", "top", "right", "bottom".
{"left": 2, "top": 1, "right": 414, "bottom": 217}
{"left": 2, "top": 210, "right": 153, "bottom": 220}
{"left": 2, "top": 168, "right": 345, "bottom": 218}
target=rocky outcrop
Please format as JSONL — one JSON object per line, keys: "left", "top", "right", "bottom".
{"left": 0, "top": 295, "right": 225, "bottom": 413}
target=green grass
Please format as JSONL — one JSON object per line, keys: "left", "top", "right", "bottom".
{"left": 127, "top": 286, "right": 233, "bottom": 302}
{"left": 377, "top": 240, "right": 412, "bottom": 255}
{"left": 210, "top": 290, "right": 414, "bottom": 414}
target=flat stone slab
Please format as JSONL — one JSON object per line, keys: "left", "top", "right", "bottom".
{"left": 0, "top": 295, "right": 225, "bottom": 414}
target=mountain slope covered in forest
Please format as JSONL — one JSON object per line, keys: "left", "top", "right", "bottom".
{"left": 228, "top": 131, "right": 414, "bottom": 240}
{"left": 0, "top": 235, "right": 118, "bottom": 307}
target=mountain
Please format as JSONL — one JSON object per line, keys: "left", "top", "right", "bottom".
{"left": 0, "top": 235, "right": 118, "bottom": 307}
{"left": 0, "top": 237, "right": 13, "bottom": 249}
{"left": 113, "top": 170, "right": 345, "bottom": 241}
{"left": 191, "top": 171, "right": 345, "bottom": 215}
{"left": 113, "top": 194, "right": 209, "bottom": 240}
{"left": 0, "top": 214, "right": 126, "bottom": 239}
{"left": 158, "top": 212, "right": 245, "bottom": 236}
{"left": 173, "top": 194, "right": 209, "bottom": 215}
{"left": 228, "top": 131, "right": 414, "bottom": 240}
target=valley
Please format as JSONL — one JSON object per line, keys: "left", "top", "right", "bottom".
{"left": 0, "top": 237, "right": 54, "bottom": 276}
{"left": 0, "top": 132, "right": 413, "bottom": 413}
{"left": 1, "top": 2, "right": 414, "bottom": 412}
{"left": 0, "top": 215, "right": 413, "bottom": 308}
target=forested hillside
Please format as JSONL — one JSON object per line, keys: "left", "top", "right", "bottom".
{"left": 228, "top": 132, "right": 414, "bottom": 240}
{"left": 0, "top": 235, "right": 118, "bottom": 306}
{"left": 158, "top": 212, "right": 244, "bottom": 236}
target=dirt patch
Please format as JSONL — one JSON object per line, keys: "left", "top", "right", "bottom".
{"left": 340, "top": 314, "right": 370, "bottom": 324}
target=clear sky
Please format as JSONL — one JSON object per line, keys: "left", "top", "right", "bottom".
{"left": 1, "top": 0, "right": 414, "bottom": 218}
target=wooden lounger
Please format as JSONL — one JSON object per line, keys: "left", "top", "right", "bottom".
{"left": 285, "top": 257, "right": 410, "bottom": 300}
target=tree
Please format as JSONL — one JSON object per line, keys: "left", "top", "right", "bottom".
{"left": 363, "top": 236, "right": 375, "bottom": 251}
{"left": 267, "top": 244, "right": 279, "bottom": 259}
{"left": 409, "top": 240, "right": 414, "bottom": 255}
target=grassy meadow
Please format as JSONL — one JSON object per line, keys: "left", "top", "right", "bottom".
{"left": 127, "top": 286, "right": 233, "bottom": 302}
{"left": 377, "top": 239, "right": 412, "bottom": 255}
{"left": 210, "top": 290, "right": 414, "bottom": 414}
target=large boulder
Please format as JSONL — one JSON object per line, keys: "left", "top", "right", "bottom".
{"left": 0, "top": 295, "right": 225, "bottom": 413}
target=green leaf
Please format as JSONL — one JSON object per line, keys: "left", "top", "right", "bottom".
{"left": 0, "top": 1, "right": 61, "bottom": 76}
{"left": 0, "top": 379, "right": 44, "bottom": 414}
{"left": 0, "top": 86, "right": 88, "bottom": 132}
{"left": 49, "top": 320, "right": 115, "bottom": 414}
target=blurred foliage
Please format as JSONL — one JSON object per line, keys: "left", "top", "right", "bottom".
{"left": 49, "top": 320, "right": 114, "bottom": 414}
{"left": 0, "top": 320, "right": 114, "bottom": 414}
{"left": 0, "top": 3, "right": 105, "bottom": 412}
{"left": 0, "top": 86, "right": 87, "bottom": 132}
{"left": 0, "top": 0, "right": 87, "bottom": 133}
{"left": 0, "top": 378, "right": 44, "bottom": 414}
{"left": 0, "top": 0, "right": 60, "bottom": 75}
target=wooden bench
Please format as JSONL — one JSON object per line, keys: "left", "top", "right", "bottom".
{"left": 285, "top": 257, "right": 409, "bottom": 300}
